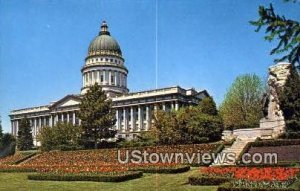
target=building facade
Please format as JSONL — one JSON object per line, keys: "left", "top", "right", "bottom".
{"left": 10, "top": 21, "right": 209, "bottom": 145}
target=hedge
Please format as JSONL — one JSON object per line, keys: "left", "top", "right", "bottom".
{"left": 217, "top": 185, "right": 295, "bottom": 191}
{"left": 0, "top": 168, "right": 36, "bottom": 173}
{"left": 251, "top": 139, "right": 300, "bottom": 147}
{"left": 130, "top": 165, "right": 190, "bottom": 174}
{"left": 189, "top": 175, "right": 232, "bottom": 185}
{"left": 28, "top": 171, "right": 143, "bottom": 182}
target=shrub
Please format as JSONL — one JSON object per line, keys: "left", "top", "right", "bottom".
{"left": 130, "top": 165, "right": 190, "bottom": 174}
{"left": 251, "top": 139, "right": 300, "bottom": 147}
{"left": 27, "top": 171, "right": 143, "bottom": 182}
{"left": 38, "top": 123, "right": 82, "bottom": 151}
{"left": 0, "top": 167, "right": 36, "bottom": 173}
{"left": 189, "top": 176, "right": 232, "bottom": 185}
{"left": 0, "top": 134, "right": 16, "bottom": 158}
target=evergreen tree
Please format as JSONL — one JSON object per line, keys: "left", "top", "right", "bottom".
{"left": 78, "top": 83, "right": 116, "bottom": 149}
{"left": 250, "top": 3, "right": 300, "bottom": 69}
{"left": 279, "top": 66, "right": 300, "bottom": 138}
{"left": 17, "top": 118, "right": 34, "bottom": 151}
{"left": 0, "top": 116, "right": 3, "bottom": 148}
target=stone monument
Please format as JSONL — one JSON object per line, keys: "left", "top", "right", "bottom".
{"left": 260, "top": 62, "right": 292, "bottom": 138}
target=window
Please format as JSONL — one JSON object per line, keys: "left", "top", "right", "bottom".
{"left": 105, "top": 58, "right": 108, "bottom": 61}
{"left": 115, "top": 59, "right": 117, "bottom": 63}
{"left": 100, "top": 75, "right": 104, "bottom": 82}
{"left": 110, "top": 59, "right": 113, "bottom": 62}
{"left": 101, "top": 58, "right": 103, "bottom": 61}
{"left": 96, "top": 58, "right": 98, "bottom": 61}
{"left": 111, "top": 75, "right": 114, "bottom": 84}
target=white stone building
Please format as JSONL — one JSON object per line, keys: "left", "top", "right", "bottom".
{"left": 9, "top": 21, "right": 209, "bottom": 145}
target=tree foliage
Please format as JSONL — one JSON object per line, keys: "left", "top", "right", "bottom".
{"left": 0, "top": 133, "right": 16, "bottom": 157}
{"left": 198, "top": 96, "right": 218, "bottom": 115}
{"left": 144, "top": 97, "right": 223, "bottom": 145}
{"left": 17, "top": 118, "right": 33, "bottom": 151}
{"left": 38, "top": 122, "right": 82, "bottom": 151}
{"left": 279, "top": 65, "right": 300, "bottom": 138}
{"left": 0, "top": 116, "right": 3, "bottom": 148}
{"left": 78, "top": 83, "right": 116, "bottom": 149}
{"left": 250, "top": 3, "right": 300, "bottom": 68}
{"left": 220, "top": 74, "right": 264, "bottom": 130}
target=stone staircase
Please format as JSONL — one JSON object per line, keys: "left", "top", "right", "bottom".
{"left": 211, "top": 138, "right": 255, "bottom": 166}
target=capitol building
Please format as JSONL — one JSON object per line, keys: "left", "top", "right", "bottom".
{"left": 10, "top": 21, "right": 209, "bottom": 145}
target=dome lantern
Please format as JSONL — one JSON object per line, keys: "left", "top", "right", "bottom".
{"left": 99, "top": 21, "right": 110, "bottom": 36}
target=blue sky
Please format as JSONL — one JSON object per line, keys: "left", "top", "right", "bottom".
{"left": 0, "top": 0, "right": 299, "bottom": 132}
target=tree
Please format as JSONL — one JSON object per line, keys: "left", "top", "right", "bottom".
{"left": 0, "top": 116, "right": 3, "bottom": 148}
{"left": 78, "top": 83, "right": 116, "bottom": 149}
{"left": 198, "top": 96, "right": 218, "bottom": 115}
{"left": 145, "top": 97, "right": 223, "bottom": 145}
{"left": 17, "top": 118, "right": 34, "bottom": 150}
{"left": 38, "top": 122, "right": 82, "bottom": 151}
{"left": 279, "top": 65, "right": 300, "bottom": 138}
{"left": 220, "top": 74, "right": 264, "bottom": 130}
{"left": 0, "top": 133, "right": 16, "bottom": 157}
{"left": 150, "top": 110, "right": 182, "bottom": 145}
{"left": 250, "top": 3, "right": 300, "bottom": 69}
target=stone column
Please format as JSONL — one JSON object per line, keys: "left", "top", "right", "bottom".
{"left": 130, "top": 107, "right": 134, "bottom": 132}
{"left": 97, "top": 71, "right": 100, "bottom": 84}
{"left": 39, "top": 117, "right": 42, "bottom": 134}
{"left": 67, "top": 113, "right": 70, "bottom": 123}
{"left": 120, "top": 73, "right": 124, "bottom": 87}
{"left": 115, "top": 109, "right": 119, "bottom": 130}
{"left": 50, "top": 115, "right": 53, "bottom": 127}
{"left": 115, "top": 71, "right": 118, "bottom": 86}
{"left": 61, "top": 113, "right": 64, "bottom": 122}
{"left": 138, "top": 106, "right": 143, "bottom": 131}
{"left": 34, "top": 118, "right": 37, "bottom": 136}
{"left": 105, "top": 70, "right": 109, "bottom": 85}
{"left": 54, "top": 113, "right": 58, "bottom": 125}
{"left": 162, "top": 102, "right": 166, "bottom": 111}
{"left": 108, "top": 70, "right": 112, "bottom": 85}
{"left": 73, "top": 112, "right": 76, "bottom": 125}
{"left": 154, "top": 104, "right": 158, "bottom": 111}
{"left": 175, "top": 101, "right": 179, "bottom": 111}
{"left": 123, "top": 108, "right": 127, "bottom": 132}
{"left": 171, "top": 102, "right": 174, "bottom": 110}
{"left": 146, "top": 105, "right": 150, "bottom": 131}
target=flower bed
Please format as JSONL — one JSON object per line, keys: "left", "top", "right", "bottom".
{"left": 0, "top": 152, "right": 37, "bottom": 165}
{"left": 199, "top": 167, "right": 300, "bottom": 189}
{"left": 21, "top": 143, "right": 220, "bottom": 167}
{"left": 217, "top": 182, "right": 296, "bottom": 191}
{"left": 28, "top": 171, "right": 143, "bottom": 182}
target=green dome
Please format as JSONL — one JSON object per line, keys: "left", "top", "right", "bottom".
{"left": 87, "top": 21, "right": 122, "bottom": 57}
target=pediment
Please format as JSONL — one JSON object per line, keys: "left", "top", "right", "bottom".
{"left": 50, "top": 95, "right": 81, "bottom": 109}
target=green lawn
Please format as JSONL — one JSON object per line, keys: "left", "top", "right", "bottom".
{"left": 0, "top": 168, "right": 217, "bottom": 191}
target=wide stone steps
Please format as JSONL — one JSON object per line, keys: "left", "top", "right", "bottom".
{"left": 210, "top": 138, "right": 255, "bottom": 166}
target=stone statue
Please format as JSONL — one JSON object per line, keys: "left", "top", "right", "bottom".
{"left": 259, "top": 62, "right": 292, "bottom": 138}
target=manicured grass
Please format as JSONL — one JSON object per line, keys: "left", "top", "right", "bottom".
{"left": 0, "top": 168, "right": 217, "bottom": 191}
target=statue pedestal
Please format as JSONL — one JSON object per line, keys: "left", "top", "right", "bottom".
{"left": 260, "top": 117, "right": 285, "bottom": 138}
